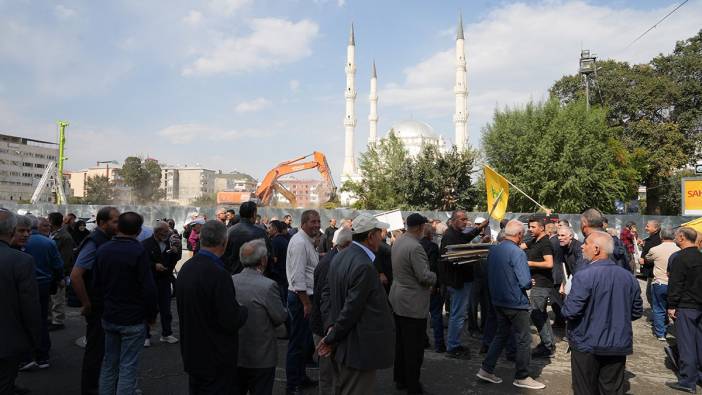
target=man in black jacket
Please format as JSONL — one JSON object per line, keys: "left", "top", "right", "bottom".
{"left": 440, "top": 210, "right": 489, "bottom": 359}
{"left": 0, "top": 210, "right": 41, "bottom": 395}
{"left": 665, "top": 227, "right": 702, "bottom": 393}
{"left": 639, "top": 219, "right": 662, "bottom": 308}
{"left": 142, "top": 221, "right": 182, "bottom": 345}
{"left": 176, "top": 220, "right": 248, "bottom": 394}
{"left": 224, "top": 201, "right": 270, "bottom": 274}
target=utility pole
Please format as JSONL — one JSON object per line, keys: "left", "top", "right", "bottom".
{"left": 579, "top": 50, "right": 597, "bottom": 111}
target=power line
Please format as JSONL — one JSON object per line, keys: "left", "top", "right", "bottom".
{"left": 624, "top": 0, "right": 689, "bottom": 50}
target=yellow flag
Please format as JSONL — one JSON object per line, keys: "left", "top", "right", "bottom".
{"left": 680, "top": 217, "right": 702, "bottom": 234}
{"left": 484, "top": 165, "right": 509, "bottom": 220}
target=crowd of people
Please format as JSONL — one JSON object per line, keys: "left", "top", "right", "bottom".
{"left": 2, "top": 203, "right": 702, "bottom": 395}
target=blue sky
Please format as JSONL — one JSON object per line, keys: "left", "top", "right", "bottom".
{"left": 1, "top": 0, "right": 700, "bottom": 182}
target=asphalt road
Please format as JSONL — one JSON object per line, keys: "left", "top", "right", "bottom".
{"left": 16, "top": 279, "right": 684, "bottom": 394}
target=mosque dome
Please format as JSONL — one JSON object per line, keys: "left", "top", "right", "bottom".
{"left": 385, "top": 120, "right": 447, "bottom": 157}
{"left": 389, "top": 120, "right": 439, "bottom": 140}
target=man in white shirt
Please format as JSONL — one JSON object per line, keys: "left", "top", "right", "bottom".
{"left": 285, "top": 210, "right": 321, "bottom": 395}
{"left": 645, "top": 228, "right": 679, "bottom": 341}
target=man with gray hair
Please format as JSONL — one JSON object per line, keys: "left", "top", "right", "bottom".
{"left": 0, "top": 210, "right": 41, "bottom": 394}
{"left": 563, "top": 231, "right": 642, "bottom": 394}
{"left": 645, "top": 227, "right": 679, "bottom": 341}
{"left": 639, "top": 219, "right": 662, "bottom": 307}
{"left": 233, "top": 239, "right": 287, "bottom": 395}
{"left": 10, "top": 215, "right": 32, "bottom": 249}
{"left": 176, "top": 220, "right": 248, "bottom": 393}
{"left": 477, "top": 220, "right": 545, "bottom": 390}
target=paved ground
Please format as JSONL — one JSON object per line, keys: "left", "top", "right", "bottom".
{"left": 16, "top": 279, "right": 685, "bottom": 394}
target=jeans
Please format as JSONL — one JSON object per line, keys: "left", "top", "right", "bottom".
{"left": 286, "top": 291, "right": 313, "bottom": 390}
{"left": 99, "top": 320, "right": 145, "bottom": 395}
{"left": 650, "top": 283, "right": 669, "bottom": 338}
{"left": 481, "top": 307, "right": 532, "bottom": 380}
{"left": 429, "top": 291, "right": 445, "bottom": 350}
{"left": 447, "top": 282, "right": 472, "bottom": 351}
{"left": 530, "top": 287, "right": 554, "bottom": 350}
{"left": 36, "top": 283, "right": 51, "bottom": 361}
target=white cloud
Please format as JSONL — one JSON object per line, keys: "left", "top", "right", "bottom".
{"left": 183, "top": 10, "right": 203, "bottom": 27}
{"left": 379, "top": 1, "right": 702, "bottom": 146}
{"left": 208, "top": 0, "right": 251, "bottom": 15}
{"left": 55, "top": 5, "right": 77, "bottom": 19}
{"left": 235, "top": 97, "right": 270, "bottom": 113}
{"left": 158, "top": 123, "right": 272, "bottom": 144}
{"left": 182, "top": 18, "right": 319, "bottom": 75}
{"left": 289, "top": 79, "right": 300, "bottom": 92}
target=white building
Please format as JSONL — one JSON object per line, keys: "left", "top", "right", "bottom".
{"left": 0, "top": 133, "right": 59, "bottom": 202}
{"left": 65, "top": 163, "right": 128, "bottom": 200}
{"left": 385, "top": 120, "right": 447, "bottom": 157}
{"left": 161, "top": 166, "right": 215, "bottom": 205}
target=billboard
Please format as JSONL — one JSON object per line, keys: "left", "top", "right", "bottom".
{"left": 681, "top": 177, "right": 702, "bottom": 215}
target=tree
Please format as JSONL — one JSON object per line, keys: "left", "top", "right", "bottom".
{"left": 549, "top": 31, "right": 702, "bottom": 213}
{"left": 118, "top": 157, "right": 164, "bottom": 203}
{"left": 342, "top": 131, "right": 479, "bottom": 211}
{"left": 341, "top": 131, "right": 408, "bottom": 210}
{"left": 84, "top": 175, "right": 115, "bottom": 204}
{"left": 656, "top": 169, "right": 696, "bottom": 216}
{"left": 482, "top": 98, "right": 638, "bottom": 213}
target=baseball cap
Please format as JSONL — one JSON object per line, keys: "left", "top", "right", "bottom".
{"left": 351, "top": 214, "right": 390, "bottom": 234}
{"left": 406, "top": 213, "right": 428, "bottom": 227}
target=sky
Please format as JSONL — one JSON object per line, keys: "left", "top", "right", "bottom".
{"left": 1, "top": 0, "right": 701, "bottom": 183}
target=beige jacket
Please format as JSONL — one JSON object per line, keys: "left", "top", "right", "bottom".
{"left": 389, "top": 233, "right": 436, "bottom": 319}
{"left": 646, "top": 241, "right": 680, "bottom": 285}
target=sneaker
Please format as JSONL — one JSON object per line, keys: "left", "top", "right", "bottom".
{"left": 665, "top": 381, "right": 696, "bottom": 393}
{"left": 532, "top": 345, "right": 555, "bottom": 358}
{"left": 658, "top": 336, "right": 667, "bottom": 341}
{"left": 446, "top": 347, "right": 471, "bottom": 360}
{"left": 18, "top": 361, "right": 37, "bottom": 371}
{"left": 513, "top": 377, "right": 546, "bottom": 390}
{"left": 160, "top": 335, "right": 179, "bottom": 344}
{"left": 144, "top": 339, "right": 151, "bottom": 348}
{"left": 36, "top": 360, "right": 50, "bottom": 369}
{"left": 476, "top": 368, "right": 503, "bottom": 384}
{"left": 75, "top": 336, "right": 87, "bottom": 348}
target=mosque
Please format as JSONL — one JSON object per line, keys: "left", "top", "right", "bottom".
{"left": 340, "top": 14, "right": 468, "bottom": 189}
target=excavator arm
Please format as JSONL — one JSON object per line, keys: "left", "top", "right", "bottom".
{"left": 256, "top": 151, "right": 337, "bottom": 206}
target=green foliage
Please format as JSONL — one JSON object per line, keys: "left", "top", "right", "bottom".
{"left": 84, "top": 175, "right": 115, "bottom": 205}
{"left": 482, "top": 98, "right": 636, "bottom": 213}
{"left": 118, "top": 157, "right": 164, "bottom": 203}
{"left": 342, "top": 131, "right": 478, "bottom": 211}
{"left": 657, "top": 169, "right": 696, "bottom": 216}
{"left": 549, "top": 30, "right": 702, "bottom": 213}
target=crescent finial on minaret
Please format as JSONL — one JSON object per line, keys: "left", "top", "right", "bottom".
{"left": 457, "top": 12, "right": 464, "bottom": 40}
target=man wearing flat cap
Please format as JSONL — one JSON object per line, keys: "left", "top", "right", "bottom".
{"left": 317, "top": 214, "right": 395, "bottom": 395}
{"left": 389, "top": 213, "right": 437, "bottom": 394}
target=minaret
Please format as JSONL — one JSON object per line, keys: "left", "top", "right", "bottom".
{"left": 341, "top": 24, "right": 357, "bottom": 178}
{"left": 453, "top": 13, "right": 468, "bottom": 151}
{"left": 368, "top": 61, "right": 378, "bottom": 145}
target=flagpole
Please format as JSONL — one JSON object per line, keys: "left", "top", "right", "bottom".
{"left": 484, "top": 165, "right": 549, "bottom": 212}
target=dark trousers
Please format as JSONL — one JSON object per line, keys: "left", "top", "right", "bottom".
{"left": 481, "top": 307, "right": 532, "bottom": 380}
{"left": 26, "top": 283, "right": 51, "bottom": 362}
{"left": 188, "top": 372, "right": 235, "bottom": 395}
{"left": 0, "top": 355, "right": 20, "bottom": 395}
{"left": 393, "top": 315, "right": 426, "bottom": 394}
{"left": 675, "top": 308, "right": 702, "bottom": 389}
{"left": 551, "top": 284, "right": 565, "bottom": 326}
{"left": 286, "top": 291, "right": 313, "bottom": 390}
{"left": 237, "top": 367, "right": 275, "bottom": 395}
{"left": 481, "top": 297, "right": 517, "bottom": 356}
{"left": 429, "top": 291, "right": 445, "bottom": 350}
{"left": 156, "top": 278, "right": 173, "bottom": 336}
{"left": 571, "top": 349, "right": 626, "bottom": 395}
{"left": 81, "top": 312, "right": 105, "bottom": 395}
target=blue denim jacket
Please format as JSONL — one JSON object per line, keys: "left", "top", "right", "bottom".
{"left": 563, "top": 259, "right": 643, "bottom": 355}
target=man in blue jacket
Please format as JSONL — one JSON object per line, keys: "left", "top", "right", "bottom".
{"left": 563, "top": 231, "right": 643, "bottom": 395}
{"left": 476, "top": 220, "right": 545, "bottom": 390}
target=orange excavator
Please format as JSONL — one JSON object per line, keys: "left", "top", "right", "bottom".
{"left": 216, "top": 151, "right": 337, "bottom": 207}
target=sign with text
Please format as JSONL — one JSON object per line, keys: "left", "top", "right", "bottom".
{"left": 374, "top": 209, "right": 404, "bottom": 231}
{"left": 682, "top": 177, "right": 702, "bottom": 215}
